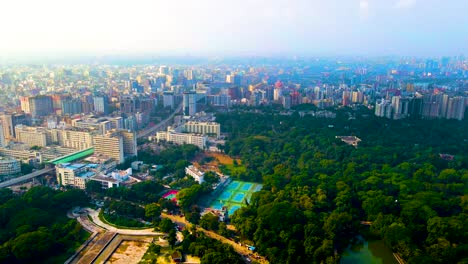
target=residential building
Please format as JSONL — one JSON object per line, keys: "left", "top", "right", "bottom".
{"left": 156, "top": 128, "right": 207, "bottom": 149}
{"left": 183, "top": 91, "right": 197, "bottom": 116}
{"left": 183, "top": 121, "right": 221, "bottom": 138}
{"left": 93, "top": 133, "right": 124, "bottom": 164}
{"left": 54, "top": 128, "right": 94, "bottom": 150}
{"left": 93, "top": 96, "right": 109, "bottom": 114}
{"left": 15, "top": 125, "right": 49, "bottom": 147}
{"left": 0, "top": 122, "right": 5, "bottom": 147}
{"left": 29, "top": 95, "right": 53, "bottom": 118}
{"left": 0, "top": 113, "right": 28, "bottom": 140}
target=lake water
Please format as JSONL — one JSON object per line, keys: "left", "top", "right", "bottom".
{"left": 340, "top": 239, "right": 399, "bottom": 264}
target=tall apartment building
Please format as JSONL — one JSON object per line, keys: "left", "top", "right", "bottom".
{"left": 391, "top": 96, "right": 410, "bottom": 120}
{"left": 29, "top": 95, "right": 53, "bottom": 118}
{"left": 118, "top": 130, "right": 138, "bottom": 158}
{"left": 15, "top": 125, "right": 49, "bottom": 147}
{"left": 183, "top": 121, "right": 221, "bottom": 138}
{"left": 375, "top": 99, "right": 392, "bottom": 119}
{"left": 93, "top": 96, "right": 109, "bottom": 114}
{"left": 163, "top": 92, "right": 175, "bottom": 109}
{"left": 19, "top": 97, "right": 30, "bottom": 113}
{"left": 0, "top": 113, "right": 28, "bottom": 140}
{"left": 93, "top": 133, "right": 124, "bottom": 164}
{"left": 0, "top": 122, "right": 5, "bottom": 147}
{"left": 446, "top": 96, "right": 466, "bottom": 120}
{"left": 61, "top": 98, "right": 83, "bottom": 115}
{"left": 120, "top": 95, "right": 155, "bottom": 114}
{"left": 183, "top": 91, "right": 197, "bottom": 116}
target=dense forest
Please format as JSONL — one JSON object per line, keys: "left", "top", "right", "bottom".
{"left": 216, "top": 106, "right": 468, "bottom": 264}
{"left": 0, "top": 187, "right": 89, "bottom": 263}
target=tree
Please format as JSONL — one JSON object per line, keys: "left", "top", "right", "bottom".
{"left": 186, "top": 206, "right": 201, "bottom": 225}
{"left": 159, "top": 218, "right": 174, "bottom": 233}
{"left": 145, "top": 203, "right": 162, "bottom": 223}
{"left": 200, "top": 213, "right": 219, "bottom": 231}
{"left": 86, "top": 180, "right": 104, "bottom": 193}
{"left": 11, "top": 229, "right": 54, "bottom": 262}
{"left": 168, "top": 229, "right": 177, "bottom": 248}
{"left": 323, "top": 211, "right": 357, "bottom": 250}
{"left": 177, "top": 185, "right": 203, "bottom": 210}
{"left": 53, "top": 189, "right": 89, "bottom": 209}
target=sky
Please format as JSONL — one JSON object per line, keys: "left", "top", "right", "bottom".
{"left": 0, "top": 0, "right": 467, "bottom": 57}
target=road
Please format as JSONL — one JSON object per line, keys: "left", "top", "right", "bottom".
{"left": 0, "top": 167, "right": 55, "bottom": 188}
{"left": 85, "top": 208, "right": 164, "bottom": 236}
{"left": 137, "top": 103, "right": 182, "bottom": 139}
{"left": 162, "top": 213, "right": 269, "bottom": 264}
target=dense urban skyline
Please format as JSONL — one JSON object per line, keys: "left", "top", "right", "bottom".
{"left": 1, "top": 0, "right": 467, "bottom": 58}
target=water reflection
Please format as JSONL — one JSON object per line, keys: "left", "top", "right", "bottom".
{"left": 341, "top": 237, "right": 398, "bottom": 264}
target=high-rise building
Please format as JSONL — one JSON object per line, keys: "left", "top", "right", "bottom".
{"left": 29, "top": 95, "right": 53, "bottom": 118}
{"left": 118, "top": 130, "right": 138, "bottom": 158}
{"left": 422, "top": 94, "right": 441, "bottom": 119}
{"left": 375, "top": 99, "right": 392, "bottom": 118}
{"left": 446, "top": 97, "right": 466, "bottom": 120}
{"left": 408, "top": 97, "right": 422, "bottom": 117}
{"left": 163, "top": 92, "right": 175, "bottom": 109}
{"left": 120, "top": 95, "right": 155, "bottom": 114}
{"left": 93, "top": 133, "right": 124, "bottom": 164}
{"left": 19, "top": 97, "right": 30, "bottom": 114}
{"left": 61, "top": 98, "right": 83, "bottom": 115}
{"left": 93, "top": 96, "right": 109, "bottom": 114}
{"left": 0, "top": 122, "right": 5, "bottom": 147}
{"left": 183, "top": 91, "right": 197, "bottom": 116}
{"left": 0, "top": 113, "right": 28, "bottom": 140}
{"left": 159, "top": 66, "right": 169, "bottom": 75}
{"left": 351, "top": 91, "right": 364, "bottom": 104}
{"left": 342, "top": 91, "right": 351, "bottom": 106}
{"left": 185, "top": 69, "right": 194, "bottom": 80}
{"left": 209, "top": 94, "right": 231, "bottom": 107}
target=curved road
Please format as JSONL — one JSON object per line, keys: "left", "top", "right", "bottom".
{"left": 80, "top": 208, "right": 164, "bottom": 236}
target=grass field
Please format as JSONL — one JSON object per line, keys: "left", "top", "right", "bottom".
{"left": 210, "top": 180, "right": 262, "bottom": 215}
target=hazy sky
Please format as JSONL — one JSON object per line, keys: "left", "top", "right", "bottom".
{"left": 0, "top": 0, "right": 467, "bottom": 57}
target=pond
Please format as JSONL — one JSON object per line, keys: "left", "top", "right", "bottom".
{"left": 340, "top": 238, "right": 399, "bottom": 264}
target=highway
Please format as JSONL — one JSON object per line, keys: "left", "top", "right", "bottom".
{"left": 0, "top": 167, "right": 55, "bottom": 188}
{"left": 137, "top": 103, "right": 182, "bottom": 139}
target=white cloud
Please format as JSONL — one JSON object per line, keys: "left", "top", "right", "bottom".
{"left": 395, "top": 0, "right": 417, "bottom": 9}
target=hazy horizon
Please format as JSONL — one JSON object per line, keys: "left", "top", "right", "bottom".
{"left": 1, "top": 0, "right": 467, "bottom": 58}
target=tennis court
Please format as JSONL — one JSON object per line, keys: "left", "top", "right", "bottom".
{"left": 162, "top": 190, "right": 178, "bottom": 201}
{"left": 209, "top": 180, "right": 262, "bottom": 215}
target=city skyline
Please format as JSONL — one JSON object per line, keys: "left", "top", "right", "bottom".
{"left": 0, "top": 0, "right": 467, "bottom": 58}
